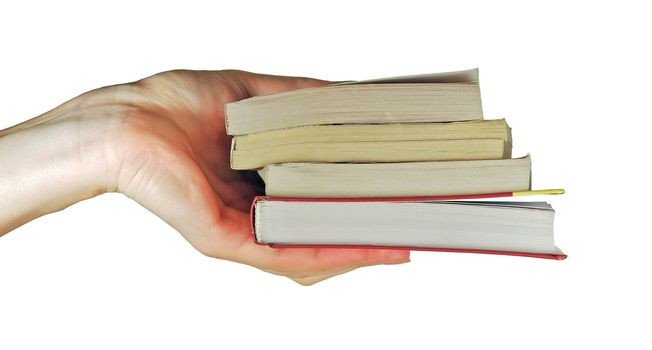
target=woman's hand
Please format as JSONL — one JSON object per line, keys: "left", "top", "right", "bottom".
{"left": 0, "top": 70, "right": 410, "bottom": 285}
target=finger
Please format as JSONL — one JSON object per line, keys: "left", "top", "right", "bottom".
{"left": 237, "top": 240, "right": 410, "bottom": 277}
{"left": 287, "top": 249, "right": 411, "bottom": 286}
{"left": 258, "top": 266, "right": 359, "bottom": 285}
{"left": 195, "top": 203, "right": 411, "bottom": 279}
{"left": 290, "top": 266, "right": 360, "bottom": 286}
{"left": 222, "top": 70, "right": 332, "bottom": 97}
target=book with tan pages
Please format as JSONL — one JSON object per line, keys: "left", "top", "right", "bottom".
{"left": 260, "top": 155, "right": 531, "bottom": 198}
{"left": 225, "top": 68, "right": 483, "bottom": 135}
{"left": 230, "top": 119, "right": 511, "bottom": 169}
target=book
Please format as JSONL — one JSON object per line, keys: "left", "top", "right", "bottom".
{"left": 225, "top": 68, "right": 483, "bottom": 135}
{"left": 230, "top": 119, "right": 511, "bottom": 170}
{"left": 251, "top": 193, "right": 566, "bottom": 260}
{"left": 259, "top": 155, "right": 531, "bottom": 198}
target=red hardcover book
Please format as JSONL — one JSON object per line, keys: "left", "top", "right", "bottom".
{"left": 249, "top": 191, "right": 567, "bottom": 260}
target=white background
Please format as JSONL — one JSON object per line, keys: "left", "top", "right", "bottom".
{"left": 1, "top": 1, "right": 650, "bottom": 349}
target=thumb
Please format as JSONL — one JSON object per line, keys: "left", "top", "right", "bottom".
{"left": 222, "top": 70, "right": 332, "bottom": 97}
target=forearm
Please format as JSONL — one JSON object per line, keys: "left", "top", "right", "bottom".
{"left": 0, "top": 108, "right": 115, "bottom": 236}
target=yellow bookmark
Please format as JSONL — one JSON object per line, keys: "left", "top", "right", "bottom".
{"left": 512, "top": 189, "right": 565, "bottom": 197}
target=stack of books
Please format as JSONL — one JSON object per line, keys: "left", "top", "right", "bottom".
{"left": 225, "top": 69, "right": 565, "bottom": 260}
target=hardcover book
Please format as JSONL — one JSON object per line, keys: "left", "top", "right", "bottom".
{"left": 251, "top": 192, "right": 566, "bottom": 260}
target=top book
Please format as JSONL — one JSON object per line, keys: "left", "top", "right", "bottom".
{"left": 225, "top": 68, "right": 483, "bottom": 135}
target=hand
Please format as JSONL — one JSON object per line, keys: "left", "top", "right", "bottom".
{"left": 0, "top": 70, "right": 410, "bottom": 285}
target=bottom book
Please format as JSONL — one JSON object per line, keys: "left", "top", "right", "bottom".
{"left": 250, "top": 192, "right": 566, "bottom": 260}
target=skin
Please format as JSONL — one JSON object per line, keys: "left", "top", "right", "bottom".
{"left": 0, "top": 70, "right": 410, "bottom": 285}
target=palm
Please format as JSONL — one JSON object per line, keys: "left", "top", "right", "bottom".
{"left": 138, "top": 70, "right": 264, "bottom": 211}
{"left": 115, "top": 70, "right": 409, "bottom": 285}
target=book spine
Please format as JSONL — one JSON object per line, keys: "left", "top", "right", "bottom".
{"left": 250, "top": 196, "right": 266, "bottom": 246}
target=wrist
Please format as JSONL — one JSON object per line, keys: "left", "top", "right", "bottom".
{"left": 0, "top": 98, "right": 120, "bottom": 235}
